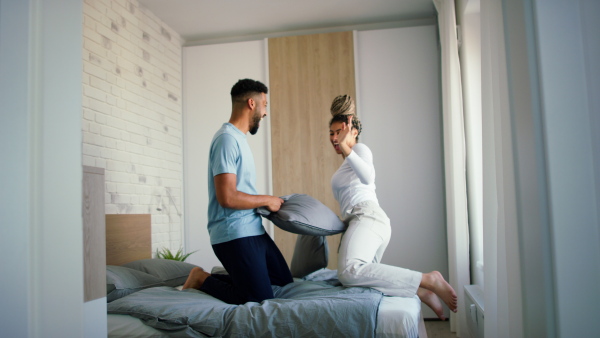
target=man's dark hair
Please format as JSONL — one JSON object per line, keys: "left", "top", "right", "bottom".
{"left": 230, "top": 78, "right": 268, "bottom": 102}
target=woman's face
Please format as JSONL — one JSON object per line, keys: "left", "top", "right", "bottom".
{"left": 329, "top": 121, "right": 345, "bottom": 154}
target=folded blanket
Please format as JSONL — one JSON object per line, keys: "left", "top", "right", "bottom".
{"left": 108, "top": 280, "right": 383, "bottom": 338}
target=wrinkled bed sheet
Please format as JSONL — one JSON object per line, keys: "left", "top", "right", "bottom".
{"left": 108, "top": 279, "right": 383, "bottom": 338}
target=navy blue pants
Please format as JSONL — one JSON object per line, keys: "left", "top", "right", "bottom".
{"left": 200, "top": 233, "right": 293, "bottom": 304}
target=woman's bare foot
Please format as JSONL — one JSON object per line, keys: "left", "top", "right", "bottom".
{"left": 182, "top": 267, "right": 210, "bottom": 290}
{"left": 420, "top": 271, "right": 458, "bottom": 312}
{"left": 417, "top": 288, "right": 446, "bottom": 320}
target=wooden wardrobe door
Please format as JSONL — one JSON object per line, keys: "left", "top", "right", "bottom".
{"left": 268, "top": 31, "right": 355, "bottom": 269}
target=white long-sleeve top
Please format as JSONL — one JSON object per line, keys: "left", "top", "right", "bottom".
{"left": 331, "top": 143, "right": 379, "bottom": 218}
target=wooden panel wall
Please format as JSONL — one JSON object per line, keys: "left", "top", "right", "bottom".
{"left": 82, "top": 166, "right": 106, "bottom": 302}
{"left": 268, "top": 31, "right": 355, "bottom": 269}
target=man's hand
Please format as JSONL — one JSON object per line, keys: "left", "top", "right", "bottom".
{"left": 266, "top": 196, "right": 284, "bottom": 212}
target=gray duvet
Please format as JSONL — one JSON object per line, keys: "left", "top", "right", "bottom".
{"left": 107, "top": 280, "right": 383, "bottom": 338}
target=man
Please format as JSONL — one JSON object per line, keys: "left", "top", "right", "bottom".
{"left": 183, "top": 79, "right": 293, "bottom": 304}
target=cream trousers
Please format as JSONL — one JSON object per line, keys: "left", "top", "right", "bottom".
{"left": 337, "top": 200, "right": 422, "bottom": 297}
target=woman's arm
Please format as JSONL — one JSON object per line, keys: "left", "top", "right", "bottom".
{"left": 345, "top": 144, "right": 375, "bottom": 185}
{"left": 336, "top": 116, "right": 376, "bottom": 185}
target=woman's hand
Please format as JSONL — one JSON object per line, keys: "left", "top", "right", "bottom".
{"left": 337, "top": 115, "right": 355, "bottom": 155}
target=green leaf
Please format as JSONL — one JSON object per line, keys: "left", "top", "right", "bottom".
{"left": 155, "top": 247, "right": 198, "bottom": 262}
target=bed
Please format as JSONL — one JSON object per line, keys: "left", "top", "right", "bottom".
{"left": 105, "top": 214, "right": 427, "bottom": 337}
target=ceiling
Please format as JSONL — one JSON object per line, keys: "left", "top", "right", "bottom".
{"left": 138, "top": 0, "right": 436, "bottom": 44}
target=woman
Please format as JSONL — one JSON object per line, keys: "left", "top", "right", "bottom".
{"left": 328, "top": 95, "right": 457, "bottom": 319}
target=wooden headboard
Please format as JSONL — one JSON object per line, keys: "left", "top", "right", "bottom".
{"left": 106, "top": 214, "right": 152, "bottom": 265}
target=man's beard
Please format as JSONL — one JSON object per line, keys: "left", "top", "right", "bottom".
{"left": 249, "top": 112, "right": 262, "bottom": 135}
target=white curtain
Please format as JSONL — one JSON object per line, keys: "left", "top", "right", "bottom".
{"left": 433, "top": 0, "right": 470, "bottom": 336}
{"left": 481, "top": 1, "right": 524, "bottom": 337}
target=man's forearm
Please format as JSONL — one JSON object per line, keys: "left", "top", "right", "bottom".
{"left": 218, "top": 190, "right": 273, "bottom": 210}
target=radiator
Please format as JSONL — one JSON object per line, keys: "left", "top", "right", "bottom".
{"left": 464, "top": 285, "right": 484, "bottom": 338}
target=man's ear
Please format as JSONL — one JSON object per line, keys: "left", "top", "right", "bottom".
{"left": 247, "top": 97, "right": 255, "bottom": 110}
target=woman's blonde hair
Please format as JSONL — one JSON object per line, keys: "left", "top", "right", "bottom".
{"left": 329, "top": 95, "right": 362, "bottom": 140}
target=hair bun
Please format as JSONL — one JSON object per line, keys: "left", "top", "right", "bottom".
{"left": 329, "top": 94, "right": 362, "bottom": 140}
{"left": 330, "top": 94, "right": 355, "bottom": 117}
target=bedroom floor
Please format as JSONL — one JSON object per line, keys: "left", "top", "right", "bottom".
{"left": 424, "top": 320, "right": 457, "bottom": 338}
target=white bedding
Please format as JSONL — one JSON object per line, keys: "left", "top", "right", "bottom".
{"left": 376, "top": 296, "right": 427, "bottom": 338}
{"left": 107, "top": 294, "right": 426, "bottom": 338}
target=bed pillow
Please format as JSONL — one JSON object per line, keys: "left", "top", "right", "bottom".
{"left": 106, "top": 265, "right": 165, "bottom": 302}
{"left": 257, "top": 194, "right": 346, "bottom": 236}
{"left": 123, "top": 259, "right": 197, "bottom": 287}
{"left": 290, "top": 234, "right": 330, "bottom": 278}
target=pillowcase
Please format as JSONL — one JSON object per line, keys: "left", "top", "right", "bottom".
{"left": 106, "top": 265, "right": 164, "bottom": 302}
{"left": 123, "top": 259, "right": 198, "bottom": 287}
{"left": 290, "top": 234, "right": 330, "bottom": 278}
{"left": 257, "top": 193, "right": 346, "bottom": 236}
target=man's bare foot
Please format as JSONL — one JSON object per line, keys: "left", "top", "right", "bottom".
{"left": 182, "top": 267, "right": 210, "bottom": 290}
{"left": 417, "top": 288, "right": 446, "bottom": 320}
{"left": 421, "top": 271, "right": 458, "bottom": 312}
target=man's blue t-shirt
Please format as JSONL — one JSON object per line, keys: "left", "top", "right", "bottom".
{"left": 207, "top": 123, "right": 265, "bottom": 245}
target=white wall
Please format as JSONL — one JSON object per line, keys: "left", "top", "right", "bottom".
{"left": 1, "top": 3, "right": 33, "bottom": 333}
{"left": 84, "top": 298, "right": 107, "bottom": 338}
{"left": 82, "top": 0, "right": 184, "bottom": 253}
{"left": 534, "top": 1, "right": 600, "bottom": 336}
{"left": 356, "top": 26, "right": 448, "bottom": 319}
{"left": 183, "top": 40, "right": 272, "bottom": 269}
{"left": 0, "top": 0, "right": 84, "bottom": 336}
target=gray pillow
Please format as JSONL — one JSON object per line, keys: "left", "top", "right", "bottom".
{"left": 106, "top": 265, "right": 164, "bottom": 302}
{"left": 290, "top": 235, "right": 329, "bottom": 278}
{"left": 257, "top": 194, "right": 346, "bottom": 236}
{"left": 123, "top": 259, "right": 197, "bottom": 287}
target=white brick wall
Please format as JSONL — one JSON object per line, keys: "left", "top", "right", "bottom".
{"left": 82, "top": 0, "right": 184, "bottom": 255}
